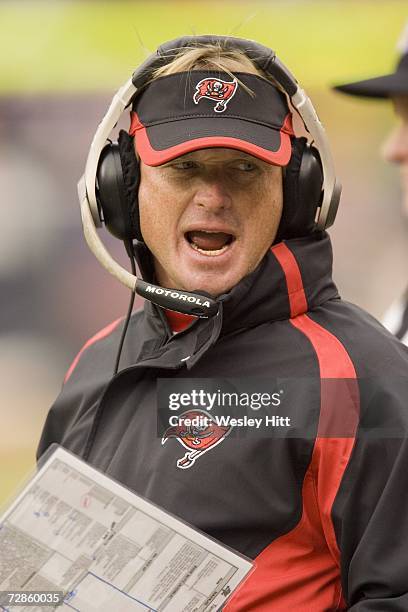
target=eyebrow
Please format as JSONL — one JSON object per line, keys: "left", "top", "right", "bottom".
{"left": 163, "top": 152, "right": 258, "bottom": 164}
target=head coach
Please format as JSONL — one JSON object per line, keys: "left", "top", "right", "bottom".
{"left": 38, "top": 36, "right": 408, "bottom": 610}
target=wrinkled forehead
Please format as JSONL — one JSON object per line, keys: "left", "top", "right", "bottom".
{"left": 160, "top": 147, "right": 280, "bottom": 165}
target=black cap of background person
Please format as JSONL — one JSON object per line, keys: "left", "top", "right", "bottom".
{"left": 333, "top": 22, "right": 408, "bottom": 98}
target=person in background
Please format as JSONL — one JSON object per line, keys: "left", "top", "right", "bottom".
{"left": 334, "top": 23, "right": 408, "bottom": 345}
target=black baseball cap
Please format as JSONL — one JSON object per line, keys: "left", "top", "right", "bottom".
{"left": 333, "top": 25, "right": 408, "bottom": 99}
{"left": 129, "top": 71, "right": 294, "bottom": 166}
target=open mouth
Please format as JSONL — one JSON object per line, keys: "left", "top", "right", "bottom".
{"left": 185, "top": 230, "right": 235, "bottom": 257}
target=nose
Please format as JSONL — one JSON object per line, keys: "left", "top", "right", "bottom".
{"left": 381, "top": 121, "right": 408, "bottom": 164}
{"left": 192, "top": 177, "right": 232, "bottom": 212}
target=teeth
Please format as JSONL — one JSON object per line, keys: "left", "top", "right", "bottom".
{"left": 189, "top": 242, "right": 231, "bottom": 257}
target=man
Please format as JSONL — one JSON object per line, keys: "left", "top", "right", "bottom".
{"left": 334, "top": 23, "right": 408, "bottom": 345}
{"left": 38, "top": 37, "right": 408, "bottom": 610}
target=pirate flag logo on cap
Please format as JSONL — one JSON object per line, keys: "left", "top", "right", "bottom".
{"left": 193, "top": 77, "right": 238, "bottom": 113}
{"left": 162, "top": 409, "right": 232, "bottom": 469}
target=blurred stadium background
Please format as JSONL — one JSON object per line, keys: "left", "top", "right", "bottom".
{"left": 1, "top": 0, "right": 407, "bottom": 506}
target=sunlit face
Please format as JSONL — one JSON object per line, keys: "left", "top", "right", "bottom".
{"left": 381, "top": 96, "right": 408, "bottom": 217}
{"left": 138, "top": 148, "right": 283, "bottom": 296}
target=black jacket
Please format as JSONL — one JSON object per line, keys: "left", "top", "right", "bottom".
{"left": 38, "top": 233, "right": 408, "bottom": 611}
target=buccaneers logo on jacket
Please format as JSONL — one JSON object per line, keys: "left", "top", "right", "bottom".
{"left": 162, "top": 409, "right": 232, "bottom": 469}
{"left": 193, "top": 77, "right": 238, "bottom": 113}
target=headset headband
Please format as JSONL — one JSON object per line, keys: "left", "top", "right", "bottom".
{"left": 78, "top": 35, "right": 340, "bottom": 296}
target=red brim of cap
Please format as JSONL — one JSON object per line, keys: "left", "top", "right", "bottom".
{"left": 130, "top": 111, "right": 293, "bottom": 167}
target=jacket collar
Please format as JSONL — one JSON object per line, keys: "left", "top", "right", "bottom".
{"left": 219, "top": 231, "right": 338, "bottom": 333}
{"left": 137, "top": 232, "right": 338, "bottom": 368}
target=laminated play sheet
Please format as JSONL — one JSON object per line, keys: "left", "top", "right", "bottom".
{"left": 0, "top": 446, "right": 253, "bottom": 611}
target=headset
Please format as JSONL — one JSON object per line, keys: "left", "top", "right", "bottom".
{"left": 77, "top": 35, "right": 341, "bottom": 319}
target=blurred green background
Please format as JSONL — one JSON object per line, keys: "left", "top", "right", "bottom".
{"left": 1, "top": 0, "right": 407, "bottom": 508}
{"left": 0, "top": 0, "right": 407, "bottom": 92}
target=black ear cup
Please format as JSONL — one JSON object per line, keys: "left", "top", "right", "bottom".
{"left": 96, "top": 130, "right": 141, "bottom": 241}
{"left": 276, "top": 137, "right": 323, "bottom": 242}
{"left": 118, "top": 130, "right": 142, "bottom": 240}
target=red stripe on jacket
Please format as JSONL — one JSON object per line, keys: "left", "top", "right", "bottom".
{"left": 225, "top": 242, "right": 359, "bottom": 611}
{"left": 271, "top": 242, "right": 308, "bottom": 316}
{"left": 64, "top": 318, "right": 123, "bottom": 384}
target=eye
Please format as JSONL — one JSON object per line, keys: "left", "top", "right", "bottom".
{"left": 233, "top": 161, "right": 258, "bottom": 172}
{"left": 170, "top": 160, "right": 198, "bottom": 170}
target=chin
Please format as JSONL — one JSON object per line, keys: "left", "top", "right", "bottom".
{"left": 181, "top": 274, "right": 241, "bottom": 297}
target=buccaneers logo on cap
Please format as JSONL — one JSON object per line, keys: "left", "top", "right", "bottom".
{"left": 162, "top": 409, "right": 232, "bottom": 469}
{"left": 193, "top": 77, "right": 238, "bottom": 113}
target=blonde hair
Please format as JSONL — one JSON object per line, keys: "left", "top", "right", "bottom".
{"left": 148, "top": 42, "right": 284, "bottom": 96}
